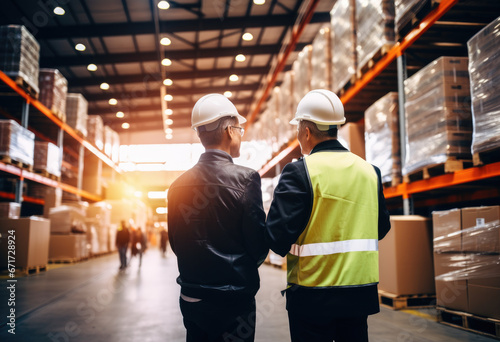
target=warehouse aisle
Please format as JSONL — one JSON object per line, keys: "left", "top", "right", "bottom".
{"left": 0, "top": 250, "right": 498, "bottom": 342}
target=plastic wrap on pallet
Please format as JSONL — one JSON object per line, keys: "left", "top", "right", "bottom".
{"left": 0, "top": 25, "right": 40, "bottom": 95}
{"left": 356, "top": 0, "right": 395, "bottom": 73}
{"left": 111, "top": 130, "right": 120, "bottom": 164}
{"left": 0, "top": 119, "right": 35, "bottom": 167}
{"left": 331, "top": 0, "right": 357, "bottom": 93}
{"left": 279, "top": 71, "right": 295, "bottom": 145}
{"left": 103, "top": 125, "right": 113, "bottom": 158}
{"left": 66, "top": 93, "right": 88, "bottom": 137}
{"left": 34, "top": 141, "right": 61, "bottom": 178}
{"left": 87, "top": 115, "right": 104, "bottom": 150}
{"left": 403, "top": 57, "right": 472, "bottom": 176}
{"left": 0, "top": 202, "right": 20, "bottom": 219}
{"left": 292, "top": 45, "right": 312, "bottom": 106}
{"left": 49, "top": 205, "right": 87, "bottom": 234}
{"left": 311, "top": 26, "right": 332, "bottom": 90}
{"left": 365, "top": 92, "right": 401, "bottom": 185}
{"left": 38, "top": 69, "right": 67, "bottom": 121}
{"left": 267, "top": 88, "right": 281, "bottom": 153}
{"left": 467, "top": 16, "right": 500, "bottom": 155}
{"left": 395, "top": 0, "right": 428, "bottom": 33}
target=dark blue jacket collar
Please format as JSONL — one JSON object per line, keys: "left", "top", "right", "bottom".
{"left": 310, "top": 139, "right": 348, "bottom": 154}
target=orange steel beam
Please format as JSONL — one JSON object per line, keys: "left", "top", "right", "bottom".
{"left": 0, "top": 191, "right": 44, "bottom": 204}
{"left": 258, "top": 138, "right": 299, "bottom": 177}
{"left": 246, "top": 0, "right": 320, "bottom": 128}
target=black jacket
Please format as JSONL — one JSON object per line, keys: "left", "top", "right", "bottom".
{"left": 168, "top": 150, "right": 268, "bottom": 300}
{"left": 265, "top": 139, "right": 391, "bottom": 317}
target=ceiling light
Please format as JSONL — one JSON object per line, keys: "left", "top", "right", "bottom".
{"left": 158, "top": 1, "right": 170, "bottom": 10}
{"left": 75, "top": 43, "right": 86, "bottom": 51}
{"left": 122, "top": 122, "right": 130, "bottom": 129}
{"left": 160, "top": 37, "right": 171, "bottom": 46}
{"left": 253, "top": 0, "right": 265, "bottom": 5}
{"left": 100, "top": 82, "right": 110, "bottom": 90}
{"left": 116, "top": 111, "right": 125, "bottom": 118}
{"left": 165, "top": 128, "right": 173, "bottom": 134}
{"left": 165, "top": 109, "right": 173, "bottom": 115}
{"left": 87, "top": 64, "right": 97, "bottom": 71}
{"left": 242, "top": 33, "right": 253, "bottom": 41}
{"left": 229, "top": 74, "right": 239, "bottom": 82}
{"left": 161, "top": 58, "right": 172, "bottom": 66}
{"left": 149, "top": 191, "right": 167, "bottom": 199}
{"left": 165, "top": 118, "right": 173, "bottom": 125}
{"left": 53, "top": 7, "right": 65, "bottom": 15}
{"left": 224, "top": 91, "right": 232, "bottom": 98}
{"left": 235, "top": 54, "right": 246, "bottom": 62}
{"left": 163, "top": 78, "right": 173, "bottom": 86}
{"left": 164, "top": 94, "right": 173, "bottom": 101}
{"left": 166, "top": 134, "right": 173, "bottom": 140}
{"left": 109, "top": 98, "right": 118, "bottom": 105}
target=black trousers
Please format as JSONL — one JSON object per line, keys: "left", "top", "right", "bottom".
{"left": 288, "top": 310, "right": 369, "bottom": 342}
{"left": 180, "top": 296, "right": 256, "bottom": 342}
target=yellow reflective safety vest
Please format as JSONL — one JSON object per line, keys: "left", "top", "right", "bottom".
{"left": 287, "top": 151, "right": 379, "bottom": 288}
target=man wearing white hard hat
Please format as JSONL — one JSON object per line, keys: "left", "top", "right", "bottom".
{"left": 168, "top": 94, "right": 268, "bottom": 342}
{"left": 265, "top": 89, "right": 391, "bottom": 342}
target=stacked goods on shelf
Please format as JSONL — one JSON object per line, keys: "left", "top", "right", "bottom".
{"left": 378, "top": 216, "right": 435, "bottom": 296}
{"left": 394, "top": 0, "right": 430, "bottom": 35}
{"left": 0, "top": 202, "right": 20, "bottom": 218}
{"left": 49, "top": 234, "right": 88, "bottom": 262}
{"left": 103, "top": 125, "right": 113, "bottom": 159}
{"left": 467, "top": 16, "right": 500, "bottom": 159}
{"left": 268, "top": 87, "right": 280, "bottom": 153}
{"left": 48, "top": 205, "right": 87, "bottom": 234}
{"left": 432, "top": 206, "right": 500, "bottom": 319}
{"left": 82, "top": 154, "right": 102, "bottom": 196}
{"left": 311, "top": 26, "right": 332, "bottom": 90}
{"left": 355, "top": 0, "right": 395, "bottom": 74}
{"left": 0, "top": 25, "right": 40, "bottom": 95}
{"left": 66, "top": 93, "right": 88, "bottom": 137}
{"left": 403, "top": 57, "right": 472, "bottom": 177}
{"left": 0, "top": 217, "right": 50, "bottom": 270}
{"left": 111, "top": 130, "right": 120, "bottom": 164}
{"left": 364, "top": 92, "right": 401, "bottom": 186}
{"left": 0, "top": 119, "right": 35, "bottom": 167}
{"left": 86, "top": 201, "right": 112, "bottom": 254}
{"left": 87, "top": 115, "right": 104, "bottom": 150}
{"left": 43, "top": 187, "right": 62, "bottom": 218}
{"left": 278, "top": 71, "right": 295, "bottom": 144}
{"left": 292, "top": 45, "right": 312, "bottom": 106}
{"left": 331, "top": 0, "right": 357, "bottom": 93}
{"left": 338, "top": 122, "right": 365, "bottom": 159}
{"left": 33, "top": 141, "right": 61, "bottom": 178}
{"left": 38, "top": 68, "right": 67, "bottom": 122}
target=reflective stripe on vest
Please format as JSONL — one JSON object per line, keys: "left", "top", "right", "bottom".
{"left": 287, "top": 151, "right": 379, "bottom": 288}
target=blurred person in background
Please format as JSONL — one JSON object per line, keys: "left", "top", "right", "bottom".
{"left": 116, "top": 220, "right": 130, "bottom": 270}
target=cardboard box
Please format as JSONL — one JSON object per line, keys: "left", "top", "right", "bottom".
{"left": 43, "top": 187, "right": 62, "bottom": 218}
{"left": 468, "top": 285, "right": 500, "bottom": 320}
{"left": 467, "top": 254, "right": 500, "bottom": 288}
{"left": 462, "top": 206, "right": 500, "bottom": 253}
{"left": 0, "top": 217, "right": 50, "bottom": 269}
{"left": 379, "top": 215, "right": 435, "bottom": 295}
{"left": 339, "top": 122, "right": 365, "bottom": 159}
{"left": 0, "top": 202, "right": 21, "bottom": 219}
{"left": 432, "top": 209, "right": 462, "bottom": 252}
{"left": 49, "top": 234, "right": 88, "bottom": 261}
{"left": 434, "top": 252, "right": 469, "bottom": 312}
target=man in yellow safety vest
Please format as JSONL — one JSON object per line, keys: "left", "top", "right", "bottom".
{"left": 265, "top": 89, "right": 391, "bottom": 342}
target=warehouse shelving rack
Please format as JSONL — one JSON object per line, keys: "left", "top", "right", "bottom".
{"left": 255, "top": 0, "right": 500, "bottom": 215}
{"left": 0, "top": 68, "right": 122, "bottom": 207}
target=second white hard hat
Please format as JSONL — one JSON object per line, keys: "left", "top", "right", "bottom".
{"left": 290, "top": 89, "right": 346, "bottom": 127}
{"left": 191, "top": 93, "right": 246, "bottom": 131}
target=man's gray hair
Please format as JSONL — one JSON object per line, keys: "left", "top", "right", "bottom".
{"left": 198, "top": 116, "right": 238, "bottom": 147}
{"left": 299, "top": 120, "right": 338, "bottom": 139}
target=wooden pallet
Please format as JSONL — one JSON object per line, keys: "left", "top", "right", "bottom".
{"left": 0, "top": 155, "right": 33, "bottom": 171}
{"left": 437, "top": 307, "right": 500, "bottom": 340}
{"left": 378, "top": 290, "right": 436, "bottom": 310}
{"left": 473, "top": 148, "right": 500, "bottom": 167}
{"left": 33, "top": 169, "right": 61, "bottom": 181}
{"left": 396, "top": 0, "right": 441, "bottom": 40}
{"left": 19, "top": 264, "right": 47, "bottom": 276}
{"left": 403, "top": 158, "right": 473, "bottom": 183}
{"left": 383, "top": 175, "right": 402, "bottom": 189}
{"left": 356, "top": 43, "right": 395, "bottom": 79}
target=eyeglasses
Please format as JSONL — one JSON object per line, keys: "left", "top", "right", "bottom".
{"left": 226, "top": 126, "right": 245, "bottom": 137}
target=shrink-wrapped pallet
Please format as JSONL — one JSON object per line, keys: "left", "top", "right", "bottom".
{"left": 49, "top": 205, "right": 87, "bottom": 234}
{"left": 365, "top": 92, "right": 401, "bottom": 185}
{"left": 38, "top": 68, "right": 67, "bottom": 121}
{"left": 279, "top": 71, "right": 295, "bottom": 144}
{"left": 0, "top": 119, "right": 35, "bottom": 167}
{"left": 467, "top": 16, "right": 500, "bottom": 155}
{"left": 292, "top": 45, "right": 312, "bottom": 106}
{"left": 111, "top": 129, "right": 120, "bottom": 164}
{"left": 356, "top": 0, "right": 395, "bottom": 73}
{"left": 34, "top": 141, "right": 61, "bottom": 178}
{"left": 311, "top": 26, "right": 332, "bottom": 90}
{"left": 267, "top": 88, "right": 280, "bottom": 153}
{"left": 103, "top": 125, "right": 113, "bottom": 158}
{"left": 395, "top": 0, "right": 430, "bottom": 34}
{"left": 403, "top": 57, "right": 472, "bottom": 176}
{"left": 0, "top": 202, "right": 20, "bottom": 219}
{"left": 0, "top": 25, "right": 40, "bottom": 95}
{"left": 87, "top": 115, "right": 104, "bottom": 150}
{"left": 66, "top": 93, "right": 88, "bottom": 137}
{"left": 331, "top": 0, "right": 357, "bottom": 93}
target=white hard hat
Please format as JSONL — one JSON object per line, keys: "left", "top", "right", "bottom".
{"left": 191, "top": 93, "right": 246, "bottom": 131}
{"left": 290, "top": 89, "right": 345, "bottom": 127}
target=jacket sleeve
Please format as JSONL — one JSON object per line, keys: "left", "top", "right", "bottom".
{"left": 241, "top": 171, "right": 269, "bottom": 266}
{"left": 373, "top": 166, "right": 391, "bottom": 240}
{"left": 265, "top": 161, "right": 312, "bottom": 257}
